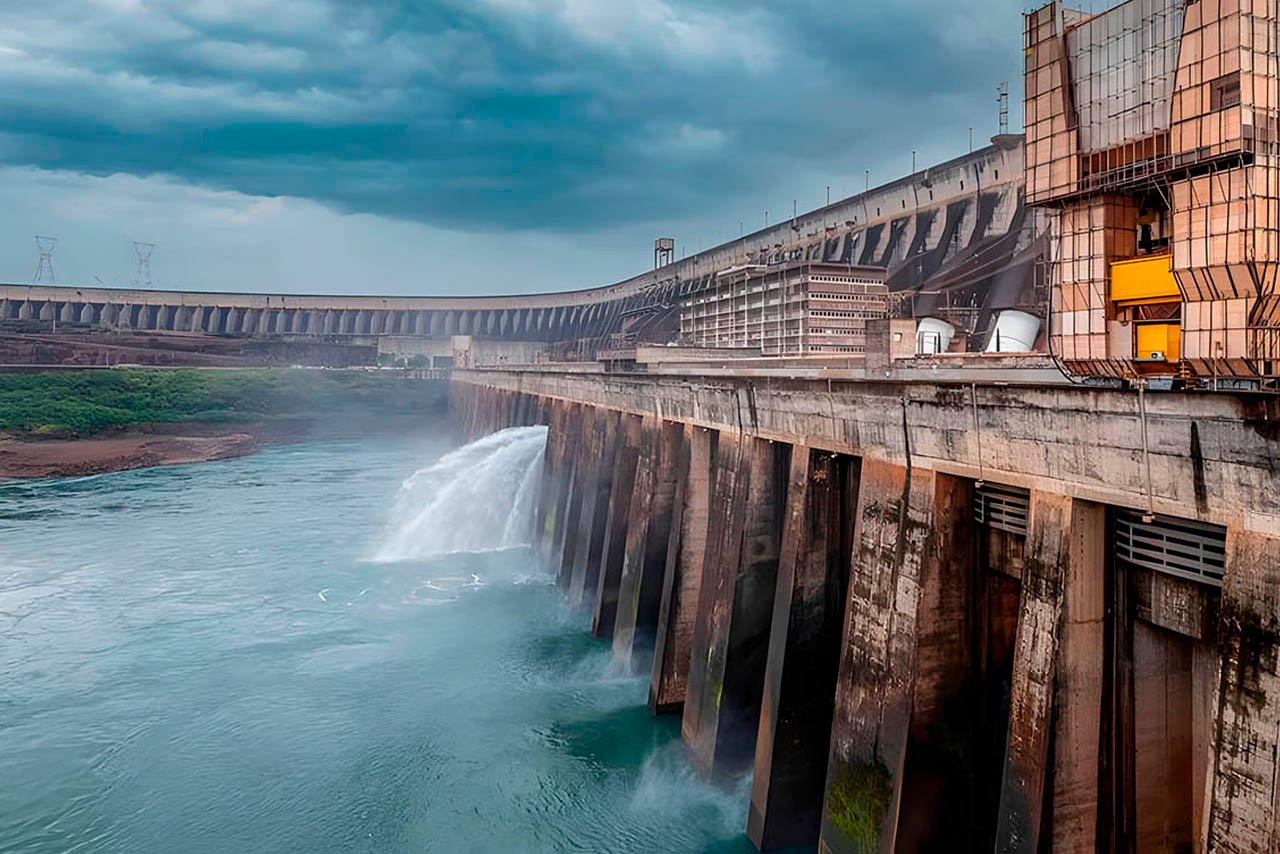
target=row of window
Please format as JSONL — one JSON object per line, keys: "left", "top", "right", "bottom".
{"left": 811, "top": 310, "right": 880, "bottom": 319}
{"left": 809, "top": 276, "right": 881, "bottom": 285}
{"left": 809, "top": 292, "right": 883, "bottom": 301}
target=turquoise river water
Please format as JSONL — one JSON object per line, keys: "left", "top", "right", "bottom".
{"left": 0, "top": 426, "right": 754, "bottom": 853}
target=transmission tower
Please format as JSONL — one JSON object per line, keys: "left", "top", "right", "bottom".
{"left": 133, "top": 241, "right": 156, "bottom": 288}
{"left": 33, "top": 235, "right": 57, "bottom": 284}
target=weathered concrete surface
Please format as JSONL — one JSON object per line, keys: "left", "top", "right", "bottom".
{"left": 555, "top": 408, "right": 592, "bottom": 589}
{"left": 897, "top": 474, "right": 976, "bottom": 850}
{"left": 453, "top": 370, "right": 1280, "bottom": 536}
{"left": 568, "top": 409, "right": 620, "bottom": 606}
{"left": 1208, "top": 531, "right": 1280, "bottom": 853}
{"left": 683, "top": 432, "right": 752, "bottom": 772}
{"left": 995, "top": 491, "right": 1075, "bottom": 852}
{"left": 650, "top": 425, "right": 712, "bottom": 714}
{"left": 1049, "top": 500, "right": 1106, "bottom": 853}
{"left": 819, "top": 459, "right": 936, "bottom": 854}
{"left": 748, "top": 449, "right": 854, "bottom": 850}
{"left": 452, "top": 377, "right": 1280, "bottom": 854}
{"left": 533, "top": 403, "right": 568, "bottom": 561}
{"left": 591, "top": 415, "right": 642, "bottom": 639}
{"left": 614, "top": 420, "right": 685, "bottom": 672}
{"left": 682, "top": 434, "right": 786, "bottom": 778}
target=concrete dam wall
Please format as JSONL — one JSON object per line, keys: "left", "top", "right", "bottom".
{"left": 449, "top": 369, "right": 1280, "bottom": 853}
{"left": 0, "top": 138, "right": 1035, "bottom": 350}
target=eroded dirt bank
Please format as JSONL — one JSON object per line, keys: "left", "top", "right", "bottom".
{"left": 0, "top": 423, "right": 296, "bottom": 479}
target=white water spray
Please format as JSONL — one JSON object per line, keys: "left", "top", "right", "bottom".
{"left": 375, "top": 426, "right": 548, "bottom": 562}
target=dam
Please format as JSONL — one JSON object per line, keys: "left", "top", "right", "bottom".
{"left": 5, "top": 0, "right": 1280, "bottom": 850}
{"left": 450, "top": 369, "right": 1280, "bottom": 853}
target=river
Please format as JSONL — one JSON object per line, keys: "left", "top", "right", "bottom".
{"left": 0, "top": 425, "right": 754, "bottom": 853}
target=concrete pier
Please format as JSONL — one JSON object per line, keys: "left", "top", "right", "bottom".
{"left": 568, "top": 409, "right": 619, "bottom": 606}
{"left": 591, "top": 415, "right": 642, "bottom": 639}
{"left": 748, "top": 448, "right": 856, "bottom": 849}
{"left": 682, "top": 435, "right": 787, "bottom": 778}
{"left": 613, "top": 420, "right": 685, "bottom": 672}
{"left": 650, "top": 425, "right": 713, "bottom": 714}
{"left": 450, "top": 371, "right": 1280, "bottom": 853}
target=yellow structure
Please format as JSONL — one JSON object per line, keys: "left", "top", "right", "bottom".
{"left": 1110, "top": 255, "right": 1179, "bottom": 306}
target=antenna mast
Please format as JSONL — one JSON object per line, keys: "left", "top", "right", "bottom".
{"left": 33, "top": 235, "right": 57, "bottom": 284}
{"left": 997, "top": 82, "right": 1010, "bottom": 135}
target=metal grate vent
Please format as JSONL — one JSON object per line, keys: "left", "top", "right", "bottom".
{"left": 974, "top": 484, "right": 1030, "bottom": 536}
{"left": 1114, "top": 510, "right": 1227, "bottom": 587}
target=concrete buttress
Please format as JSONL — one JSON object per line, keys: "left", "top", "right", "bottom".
{"left": 614, "top": 419, "right": 685, "bottom": 672}
{"left": 568, "top": 409, "right": 621, "bottom": 606}
{"left": 994, "top": 491, "right": 1077, "bottom": 852}
{"left": 682, "top": 434, "right": 787, "bottom": 779}
{"left": 818, "top": 458, "right": 936, "bottom": 854}
{"left": 748, "top": 448, "right": 856, "bottom": 850}
{"left": 1206, "top": 530, "right": 1280, "bottom": 853}
{"left": 649, "top": 425, "right": 712, "bottom": 714}
{"left": 591, "top": 414, "right": 643, "bottom": 638}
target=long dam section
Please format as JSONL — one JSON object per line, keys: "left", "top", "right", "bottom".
{"left": 450, "top": 368, "right": 1280, "bottom": 853}
{"left": 0, "top": 137, "right": 1032, "bottom": 357}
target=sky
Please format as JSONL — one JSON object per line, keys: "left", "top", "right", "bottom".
{"left": 0, "top": 0, "right": 1026, "bottom": 296}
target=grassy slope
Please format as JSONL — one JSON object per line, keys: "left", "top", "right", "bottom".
{"left": 0, "top": 369, "right": 442, "bottom": 437}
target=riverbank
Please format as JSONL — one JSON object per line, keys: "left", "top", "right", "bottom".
{"left": 0, "top": 422, "right": 298, "bottom": 479}
{"left": 0, "top": 368, "right": 449, "bottom": 479}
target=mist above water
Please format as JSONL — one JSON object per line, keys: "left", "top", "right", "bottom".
{"left": 375, "top": 426, "right": 548, "bottom": 562}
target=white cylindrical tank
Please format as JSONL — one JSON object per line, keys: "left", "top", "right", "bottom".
{"left": 985, "top": 310, "right": 1042, "bottom": 353}
{"left": 916, "top": 318, "right": 956, "bottom": 355}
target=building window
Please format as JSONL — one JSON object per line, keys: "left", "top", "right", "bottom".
{"left": 1211, "top": 71, "right": 1241, "bottom": 111}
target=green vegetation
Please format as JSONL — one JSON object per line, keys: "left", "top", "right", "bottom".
{"left": 0, "top": 369, "right": 444, "bottom": 438}
{"left": 826, "top": 758, "right": 893, "bottom": 850}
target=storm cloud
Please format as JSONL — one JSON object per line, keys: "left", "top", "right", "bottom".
{"left": 0, "top": 0, "right": 1023, "bottom": 235}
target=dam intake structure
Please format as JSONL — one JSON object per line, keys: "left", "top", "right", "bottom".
{"left": 450, "top": 369, "right": 1280, "bottom": 853}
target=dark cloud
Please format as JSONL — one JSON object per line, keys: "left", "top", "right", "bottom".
{"left": 0, "top": 0, "right": 1024, "bottom": 233}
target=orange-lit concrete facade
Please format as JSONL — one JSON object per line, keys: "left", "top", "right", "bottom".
{"left": 678, "top": 263, "right": 888, "bottom": 356}
{"left": 1027, "top": 0, "right": 1280, "bottom": 380}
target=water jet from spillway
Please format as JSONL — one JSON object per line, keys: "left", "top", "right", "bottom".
{"left": 375, "top": 426, "right": 547, "bottom": 562}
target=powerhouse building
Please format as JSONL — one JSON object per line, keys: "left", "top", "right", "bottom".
{"left": 678, "top": 262, "right": 889, "bottom": 356}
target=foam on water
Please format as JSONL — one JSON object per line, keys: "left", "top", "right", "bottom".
{"left": 373, "top": 426, "right": 547, "bottom": 562}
